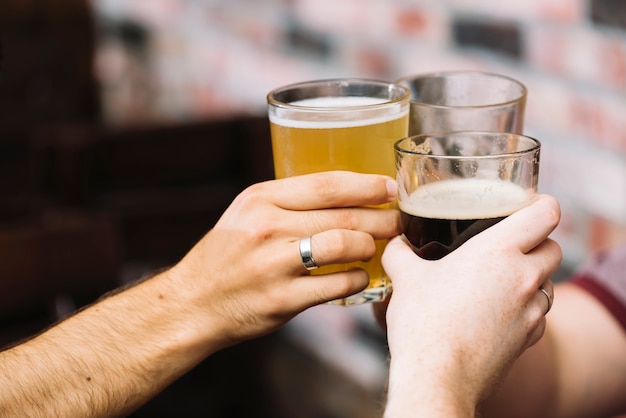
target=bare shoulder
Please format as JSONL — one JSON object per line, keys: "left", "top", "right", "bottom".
{"left": 550, "top": 282, "right": 626, "bottom": 418}
{"left": 551, "top": 282, "right": 626, "bottom": 350}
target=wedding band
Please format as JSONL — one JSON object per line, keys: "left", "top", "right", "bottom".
{"left": 299, "top": 236, "right": 319, "bottom": 270}
{"left": 539, "top": 287, "right": 552, "bottom": 314}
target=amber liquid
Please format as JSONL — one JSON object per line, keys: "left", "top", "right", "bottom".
{"left": 270, "top": 102, "right": 408, "bottom": 304}
{"left": 271, "top": 117, "right": 408, "bottom": 178}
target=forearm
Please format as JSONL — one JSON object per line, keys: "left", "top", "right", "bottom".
{"left": 384, "top": 353, "right": 478, "bottom": 418}
{"left": 0, "top": 269, "right": 222, "bottom": 417}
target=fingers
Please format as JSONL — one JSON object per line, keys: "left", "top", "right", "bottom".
{"left": 290, "top": 206, "right": 402, "bottom": 240}
{"left": 523, "top": 280, "right": 553, "bottom": 349}
{"left": 526, "top": 317, "right": 547, "bottom": 349}
{"left": 290, "top": 269, "right": 371, "bottom": 307}
{"left": 477, "top": 194, "right": 561, "bottom": 254}
{"left": 261, "top": 171, "right": 398, "bottom": 210}
{"left": 227, "top": 171, "right": 401, "bottom": 246}
{"left": 296, "top": 230, "right": 379, "bottom": 272}
{"left": 510, "top": 237, "right": 561, "bottom": 297}
{"left": 527, "top": 237, "right": 562, "bottom": 273}
{"left": 289, "top": 229, "right": 392, "bottom": 305}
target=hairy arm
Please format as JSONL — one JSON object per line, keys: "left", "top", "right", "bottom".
{"left": 0, "top": 270, "right": 223, "bottom": 417}
{"left": 0, "top": 171, "right": 402, "bottom": 417}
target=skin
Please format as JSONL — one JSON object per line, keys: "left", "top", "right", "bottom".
{"left": 0, "top": 171, "right": 401, "bottom": 417}
{"left": 482, "top": 281, "right": 626, "bottom": 418}
{"left": 380, "top": 195, "right": 562, "bottom": 417}
{"left": 0, "top": 173, "right": 564, "bottom": 417}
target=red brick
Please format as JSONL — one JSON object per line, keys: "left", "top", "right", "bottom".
{"left": 395, "top": 8, "right": 430, "bottom": 35}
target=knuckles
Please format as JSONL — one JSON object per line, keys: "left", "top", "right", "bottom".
{"left": 307, "top": 172, "right": 342, "bottom": 204}
{"left": 323, "top": 229, "right": 376, "bottom": 260}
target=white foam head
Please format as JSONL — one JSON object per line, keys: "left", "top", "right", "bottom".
{"left": 399, "top": 178, "right": 531, "bottom": 220}
{"left": 269, "top": 96, "right": 408, "bottom": 129}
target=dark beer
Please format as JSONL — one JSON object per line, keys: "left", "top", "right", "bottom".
{"left": 399, "top": 178, "right": 529, "bottom": 260}
{"left": 401, "top": 213, "right": 506, "bottom": 260}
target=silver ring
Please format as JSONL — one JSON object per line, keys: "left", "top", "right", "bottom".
{"left": 299, "top": 236, "right": 319, "bottom": 270}
{"left": 539, "top": 287, "right": 552, "bottom": 314}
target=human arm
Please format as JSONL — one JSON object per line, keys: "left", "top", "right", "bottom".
{"left": 381, "top": 195, "right": 562, "bottom": 417}
{"left": 0, "top": 171, "right": 401, "bottom": 417}
{"left": 482, "top": 272, "right": 626, "bottom": 417}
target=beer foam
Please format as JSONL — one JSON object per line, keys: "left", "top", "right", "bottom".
{"left": 269, "top": 96, "right": 407, "bottom": 128}
{"left": 399, "top": 178, "right": 530, "bottom": 220}
{"left": 292, "top": 97, "right": 388, "bottom": 107}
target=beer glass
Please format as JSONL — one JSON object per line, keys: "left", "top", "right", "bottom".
{"left": 397, "top": 71, "right": 527, "bottom": 135}
{"left": 267, "top": 79, "right": 410, "bottom": 305}
{"left": 394, "top": 131, "right": 540, "bottom": 260}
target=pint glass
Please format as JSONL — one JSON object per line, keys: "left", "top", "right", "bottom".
{"left": 268, "top": 79, "right": 410, "bottom": 305}
{"left": 395, "top": 132, "right": 540, "bottom": 260}
{"left": 397, "top": 71, "right": 527, "bottom": 135}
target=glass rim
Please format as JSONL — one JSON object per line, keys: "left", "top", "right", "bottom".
{"left": 394, "top": 131, "right": 541, "bottom": 159}
{"left": 395, "top": 70, "right": 527, "bottom": 110}
{"left": 267, "top": 78, "right": 410, "bottom": 112}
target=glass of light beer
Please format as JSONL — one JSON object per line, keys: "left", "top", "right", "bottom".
{"left": 267, "top": 78, "right": 410, "bottom": 305}
{"left": 397, "top": 71, "right": 527, "bottom": 135}
{"left": 394, "top": 131, "right": 540, "bottom": 260}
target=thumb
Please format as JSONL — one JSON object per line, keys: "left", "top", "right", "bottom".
{"left": 466, "top": 194, "right": 560, "bottom": 254}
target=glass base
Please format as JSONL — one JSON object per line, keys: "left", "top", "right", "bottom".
{"left": 327, "top": 284, "right": 392, "bottom": 306}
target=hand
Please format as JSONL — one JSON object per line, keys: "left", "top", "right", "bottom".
{"left": 166, "top": 171, "right": 401, "bottom": 350}
{"left": 382, "top": 195, "right": 562, "bottom": 416}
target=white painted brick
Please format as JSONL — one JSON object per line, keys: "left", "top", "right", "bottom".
{"left": 91, "top": 0, "right": 626, "bottom": 253}
{"left": 539, "top": 137, "right": 626, "bottom": 225}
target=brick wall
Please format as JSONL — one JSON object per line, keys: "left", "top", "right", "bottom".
{"left": 92, "top": 0, "right": 626, "bottom": 270}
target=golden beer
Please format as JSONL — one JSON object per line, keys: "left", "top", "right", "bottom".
{"left": 267, "top": 80, "right": 409, "bottom": 305}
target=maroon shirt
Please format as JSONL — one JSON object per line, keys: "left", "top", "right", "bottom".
{"left": 570, "top": 243, "right": 626, "bottom": 333}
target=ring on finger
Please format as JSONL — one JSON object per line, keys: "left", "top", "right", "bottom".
{"left": 299, "top": 236, "right": 319, "bottom": 270}
{"left": 539, "top": 286, "right": 553, "bottom": 314}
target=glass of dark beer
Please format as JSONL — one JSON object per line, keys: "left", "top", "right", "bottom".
{"left": 394, "top": 131, "right": 540, "bottom": 260}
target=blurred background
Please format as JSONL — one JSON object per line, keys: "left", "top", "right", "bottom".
{"left": 0, "top": 0, "right": 625, "bottom": 416}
